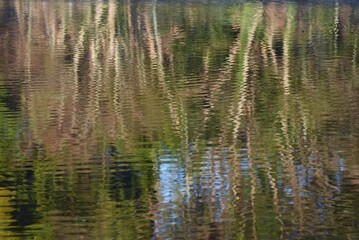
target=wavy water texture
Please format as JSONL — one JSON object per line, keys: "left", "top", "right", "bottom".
{"left": 0, "top": 0, "right": 359, "bottom": 239}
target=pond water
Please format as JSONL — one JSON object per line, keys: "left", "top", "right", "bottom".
{"left": 0, "top": 0, "right": 359, "bottom": 239}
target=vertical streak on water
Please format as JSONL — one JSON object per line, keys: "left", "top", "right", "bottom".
{"left": 265, "top": 6, "right": 279, "bottom": 75}
{"left": 334, "top": 0, "right": 339, "bottom": 56}
{"left": 71, "top": 23, "right": 86, "bottom": 131}
{"left": 25, "top": 0, "right": 33, "bottom": 120}
{"left": 232, "top": 6, "right": 263, "bottom": 145}
{"left": 114, "top": 38, "right": 128, "bottom": 141}
{"left": 205, "top": 28, "right": 241, "bottom": 139}
{"left": 230, "top": 147, "right": 246, "bottom": 239}
{"left": 60, "top": 2, "right": 66, "bottom": 46}
{"left": 247, "top": 133, "right": 257, "bottom": 240}
{"left": 246, "top": 73, "right": 258, "bottom": 240}
{"left": 152, "top": 0, "right": 184, "bottom": 136}
{"left": 43, "top": 2, "right": 55, "bottom": 52}
{"left": 91, "top": 2, "right": 105, "bottom": 126}
{"left": 205, "top": 22, "right": 241, "bottom": 137}
{"left": 266, "top": 161, "right": 284, "bottom": 240}
{"left": 280, "top": 14, "right": 295, "bottom": 232}
{"left": 280, "top": 7, "right": 304, "bottom": 233}
{"left": 103, "top": 0, "right": 116, "bottom": 180}
{"left": 41, "top": 2, "right": 50, "bottom": 47}
{"left": 283, "top": 4, "right": 294, "bottom": 96}
{"left": 56, "top": 3, "right": 69, "bottom": 132}
{"left": 136, "top": 13, "right": 146, "bottom": 89}
{"left": 152, "top": 4, "right": 168, "bottom": 236}
{"left": 69, "top": 1, "right": 73, "bottom": 20}
{"left": 106, "top": 0, "right": 116, "bottom": 140}
{"left": 152, "top": 1, "right": 191, "bottom": 231}
{"left": 353, "top": 32, "right": 357, "bottom": 72}
{"left": 202, "top": 50, "right": 210, "bottom": 122}
{"left": 278, "top": 102, "right": 306, "bottom": 235}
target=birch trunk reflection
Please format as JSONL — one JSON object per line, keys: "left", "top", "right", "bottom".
{"left": 0, "top": 1, "right": 359, "bottom": 239}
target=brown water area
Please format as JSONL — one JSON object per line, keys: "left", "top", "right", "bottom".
{"left": 0, "top": 0, "right": 358, "bottom": 239}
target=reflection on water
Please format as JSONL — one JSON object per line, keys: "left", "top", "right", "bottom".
{"left": 0, "top": 0, "right": 359, "bottom": 239}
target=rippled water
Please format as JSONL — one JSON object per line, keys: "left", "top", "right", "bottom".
{"left": 0, "top": 0, "right": 359, "bottom": 239}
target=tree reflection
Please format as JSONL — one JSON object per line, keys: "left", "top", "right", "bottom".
{"left": 0, "top": 0, "right": 358, "bottom": 239}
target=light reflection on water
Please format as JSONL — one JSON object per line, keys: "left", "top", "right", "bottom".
{"left": 0, "top": 0, "right": 359, "bottom": 239}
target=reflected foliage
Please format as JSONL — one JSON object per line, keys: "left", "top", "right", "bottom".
{"left": 0, "top": 0, "right": 359, "bottom": 239}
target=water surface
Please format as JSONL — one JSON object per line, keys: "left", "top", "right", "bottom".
{"left": 0, "top": 0, "right": 359, "bottom": 239}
